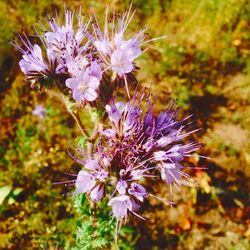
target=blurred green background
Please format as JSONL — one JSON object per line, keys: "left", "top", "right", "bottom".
{"left": 0, "top": 0, "right": 249, "bottom": 249}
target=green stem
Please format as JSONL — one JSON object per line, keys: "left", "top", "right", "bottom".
{"left": 57, "top": 90, "right": 89, "bottom": 138}
{"left": 70, "top": 110, "right": 90, "bottom": 138}
{"left": 87, "top": 120, "right": 100, "bottom": 158}
{"left": 53, "top": 81, "right": 89, "bottom": 137}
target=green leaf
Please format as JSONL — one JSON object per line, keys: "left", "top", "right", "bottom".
{"left": 0, "top": 185, "right": 12, "bottom": 205}
{"left": 13, "top": 187, "right": 23, "bottom": 196}
{"left": 8, "top": 197, "right": 16, "bottom": 205}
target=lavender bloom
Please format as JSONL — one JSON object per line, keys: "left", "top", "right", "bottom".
{"left": 14, "top": 6, "right": 203, "bottom": 243}
{"left": 105, "top": 101, "right": 125, "bottom": 126}
{"left": 44, "top": 9, "right": 90, "bottom": 73}
{"left": 65, "top": 61, "right": 102, "bottom": 102}
{"left": 92, "top": 5, "right": 144, "bottom": 75}
{"left": 32, "top": 105, "right": 46, "bottom": 119}
{"left": 116, "top": 180, "right": 128, "bottom": 195}
{"left": 13, "top": 9, "right": 108, "bottom": 104}
{"left": 75, "top": 158, "right": 108, "bottom": 202}
{"left": 90, "top": 184, "right": 105, "bottom": 202}
{"left": 90, "top": 5, "right": 165, "bottom": 97}
{"left": 75, "top": 170, "right": 96, "bottom": 193}
{"left": 160, "top": 163, "right": 184, "bottom": 185}
{"left": 105, "top": 99, "right": 141, "bottom": 136}
{"left": 128, "top": 183, "right": 148, "bottom": 202}
{"left": 14, "top": 10, "right": 103, "bottom": 98}
{"left": 108, "top": 195, "right": 132, "bottom": 220}
{"left": 72, "top": 95, "right": 200, "bottom": 227}
{"left": 14, "top": 38, "right": 54, "bottom": 82}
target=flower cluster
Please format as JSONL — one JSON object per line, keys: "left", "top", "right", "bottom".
{"left": 15, "top": 5, "right": 203, "bottom": 245}
{"left": 13, "top": 6, "right": 157, "bottom": 103}
{"left": 73, "top": 95, "right": 200, "bottom": 229}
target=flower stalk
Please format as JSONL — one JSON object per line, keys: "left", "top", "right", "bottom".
{"left": 60, "top": 91, "right": 90, "bottom": 138}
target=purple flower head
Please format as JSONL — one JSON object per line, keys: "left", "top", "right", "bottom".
{"left": 13, "top": 36, "right": 55, "bottom": 82}
{"left": 32, "top": 104, "right": 46, "bottom": 119}
{"left": 13, "top": 8, "right": 97, "bottom": 94}
{"left": 75, "top": 170, "right": 96, "bottom": 193}
{"left": 75, "top": 158, "right": 108, "bottom": 202}
{"left": 105, "top": 96, "right": 199, "bottom": 196}
{"left": 67, "top": 94, "right": 202, "bottom": 241}
{"left": 91, "top": 5, "right": 144, "bottom": 75}
{"left": 105, "top": 98, "right": 142, "bottom": 137}
{"left": 66, "top": 61, "right": 102, "bottom": 103}
{"left": 90, "top": 5, "right": 166, "bottom": 98}
{"left": 108, "top": 195, "right": 132, "bottom": 220}
{"left": 90, "top": 184, "right": 105, "bottom": 202}
{"left": 44, "top": 9, "right": 90, "bottom": 73}
{"left": 128, "top": 183, "right": 148, "bottom": 202}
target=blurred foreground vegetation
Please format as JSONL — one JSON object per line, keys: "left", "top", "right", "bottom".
{"left": 0, "top": 0, "right": 249, "bottom": 249}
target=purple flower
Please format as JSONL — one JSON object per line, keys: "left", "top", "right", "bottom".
{"left": 104, "top": 97, "right": 198, "bottom": 199}
{"left": 96, "top": 169, "right": 109, "bottom": 182}
{"left": 44, "top": 9, "right": 90, "bottom": 73}
{"left": 92, "top": 18, "right": 143, "bottom": 75}
{"left": 13, "top": 9, "right": 99, "bottom": 96}
{"left": 110, "top": 41, "right": 141, "bottom": 74}
{"left": 73, "top": 95, "right": 199, "bottom": 209}
{"left": 154, "top": 145, "right": 185, "bottom": 162}
{"left": 43, "top": 11, "right": 103, "bottom": 103}
{"left": 90, "top": 5, "right": 150, "bottom": 97}
{"left": 65, "top": 61, "right": 102, "bottom": 102}
{"left": 13, "top": 10, "right": 87, "bottom": 81}
{"left": 105, "top": 101, "right": 125, "bottom": 126}
{"left": 159, "top": 163, "right": 184, "bottom": 185}
{"left": 130, "top": 169, "right": 146, "bottom": 180}
{"left": 75, "top": 158, "right": 108, "bottom": 202}
{"left": 89, "top": 5, "right": 166, "bottom": 98}
{"left": 116, "top": 180, "right": 128, "bottom": 195}
{"left": 14, "top": 39, "right": 54, "bottom": 81}
{"left": 90, "top": 184, "right": 105, "bottom": 202}
{"left": 105, "top": 100, "right": 141, "bottom": 136}
{"left": 85, "top": 159, "right": 100, "bottom": 170}
{"left": 32, "top": 105, "right": 46, "bottom": 119}
{"left": 128, "top": 183, "right": 148, "bottom": 202}
{"left": 70, "top": 93, "right": 201, "bottom": 237}
{"left": 108, "top": 195, "right": 132, "bottom": 219}
{"left": 75, "top": 170, "right": 96, "bottom": 193}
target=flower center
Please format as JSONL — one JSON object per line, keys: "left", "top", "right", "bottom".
{"left": 77, "top": 83, "right": 88, "bottom": 91}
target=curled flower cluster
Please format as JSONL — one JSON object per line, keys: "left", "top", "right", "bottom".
{"left": 13, "top": 6, "right": 158, "bottom": 103}
{"left": 73, "top": 95, "right": 200, "bottom": 229}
